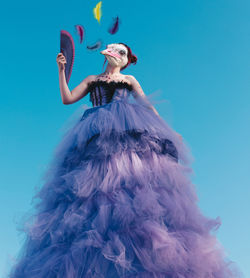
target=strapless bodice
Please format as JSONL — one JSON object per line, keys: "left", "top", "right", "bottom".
{"left": 87, "top": 80, "right": 133, "bottom": 107}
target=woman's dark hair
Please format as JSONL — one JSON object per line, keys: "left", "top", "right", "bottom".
{"left": 119, "top": 42, "right": 138, "bottom": 71}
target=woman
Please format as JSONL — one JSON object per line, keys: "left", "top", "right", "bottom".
{"left": 9, "top": 42, "right": 241, "bottom": 277}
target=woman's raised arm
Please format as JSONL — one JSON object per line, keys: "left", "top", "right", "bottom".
{"left": 56, "top": 52, "right": 96, "bottom": 105}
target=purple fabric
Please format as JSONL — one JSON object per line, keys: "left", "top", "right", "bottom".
{"left": 8, "top": 83, "right": 242, "bottom": 277}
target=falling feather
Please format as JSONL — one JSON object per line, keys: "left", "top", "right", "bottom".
{"left": 74, "top": 24, "right": 85, "bottom": 44}
{"left": 108, "top": 16, "right": 120, "bottom": 35}
{"left": 87, "top": 40, "right": 103, "bottom": 51}
{"left": 93, "top": 1, "right": 102, "bottom": 23}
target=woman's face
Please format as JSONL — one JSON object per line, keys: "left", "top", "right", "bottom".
{"left": 100, "top": 43, "right": 128, "bottom": 68}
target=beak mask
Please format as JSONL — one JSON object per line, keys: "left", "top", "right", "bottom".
{"left": 100, "top": 43, "right": 128, "bottom": 69}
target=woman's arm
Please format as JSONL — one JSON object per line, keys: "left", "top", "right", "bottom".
{"left": 127, "top": 75, "right": 183, "bottom": 141}
{"left": 127, "top": 75, "right": 160, "bottom": 116}
{"left": 60, "top": 73, "right": 96, "bottom": 105}
{"left": 56, "top": 53, "right": 96, "bottom": 105}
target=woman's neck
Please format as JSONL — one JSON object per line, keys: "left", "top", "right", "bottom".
{"left": 103, "top": 64, "right": 121, "bottom": 75}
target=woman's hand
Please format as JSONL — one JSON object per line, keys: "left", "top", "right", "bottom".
{"left": 177, "top": 133, "right": 183, "bottom": 142}
{"left": 56, "top": 53, "right": 66, "bottom": 72}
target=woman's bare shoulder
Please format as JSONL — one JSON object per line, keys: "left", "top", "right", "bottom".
{"left": 85, "top": 74, "right": 98, "bottom": 82}
{"left": 124, "top": 74, "right": 140, "bottom": 86}
{"left": 124, "top": 74, "right": 138, "bottom": 84}
{"left": 81, "top": 75, "right": 98, "bottom": 87}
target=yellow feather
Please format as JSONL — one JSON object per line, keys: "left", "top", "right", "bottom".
{"left": 93, "top": 1, "right": 102, "bottom": 23}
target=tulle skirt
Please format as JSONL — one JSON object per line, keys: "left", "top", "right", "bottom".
{"left": 9, "top": 96, "right": 241, "bottom": 277}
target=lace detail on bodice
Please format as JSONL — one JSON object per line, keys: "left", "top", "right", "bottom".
{"left": 87, "top": 80, "right": 133, "bottom": 107}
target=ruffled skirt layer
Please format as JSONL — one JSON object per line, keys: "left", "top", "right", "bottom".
{"left": 9, "top": 99, "right": 240, "bottom": 277}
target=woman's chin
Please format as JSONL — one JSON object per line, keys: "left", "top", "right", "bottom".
{"left": 106, "top": 57, "right": 121, "bottom": 67}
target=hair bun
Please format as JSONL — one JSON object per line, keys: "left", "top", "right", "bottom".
{"left": 118, "top": 42, "right": 138, "bottom": 70}
{"left": 131, "top": 54, "right": 137, "bottom": 64}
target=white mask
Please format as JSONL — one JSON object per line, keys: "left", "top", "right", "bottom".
{"left": 100, "top": 43, "right": 128, "bottom": 69}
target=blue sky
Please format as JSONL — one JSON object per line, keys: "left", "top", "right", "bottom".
{"left": 0, "top": 0, "right": 249, "bottom": 276}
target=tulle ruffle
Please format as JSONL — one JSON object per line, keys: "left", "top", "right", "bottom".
{"left": 8, "top": 96, "right": 242, "bottom": 278}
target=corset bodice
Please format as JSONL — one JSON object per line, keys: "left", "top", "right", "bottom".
{"left": 87, "top": 80, "right": 133, "bottom": 107}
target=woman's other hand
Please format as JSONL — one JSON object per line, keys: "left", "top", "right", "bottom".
{"left": 177, "top": 133, "right": 183, "bottom": 141}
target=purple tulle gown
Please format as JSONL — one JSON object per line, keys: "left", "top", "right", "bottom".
{"left": 9, "top": 80, "right": 241, "bottom": 278}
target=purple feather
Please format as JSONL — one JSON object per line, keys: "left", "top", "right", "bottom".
{"left": 75, "top": 24, "right": 85, "bottom": 43}
{"left": 87, "top": 40, "right": 103, "bottom": 51}
{"left": 108, "top": 16, "right": 120, "bottom": 35}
